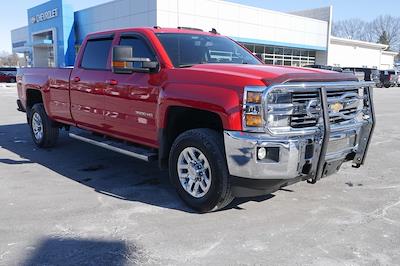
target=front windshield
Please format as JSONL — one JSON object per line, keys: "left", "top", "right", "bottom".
{"left": 156, "top": 33, "right": 262, "bottom": 68}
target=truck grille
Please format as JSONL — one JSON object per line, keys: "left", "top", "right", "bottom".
{"left": 327, "top": 88, "right": 359, "bottom": 124}
{"left": 290, "top": 88, "right": 360, "bottom": 128}
{"left": 291, "top": 91, "right": 320, "bottom": 128}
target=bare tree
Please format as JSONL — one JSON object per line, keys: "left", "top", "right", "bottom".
{"left": 0, "top": 51, "right": 22, "bottom": 67}
{"left": 333, "top": 15, "right": 400, "bottom": 51}
{"left": 372, "top": 15, "right": 400, "bottom": 50}
{"left": 332, "top": 19, "right": 374, "bottom": 42}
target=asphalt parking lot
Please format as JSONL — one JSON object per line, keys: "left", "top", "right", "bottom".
{"left": 0, "top": 83, "right": 399, "bottom": 265}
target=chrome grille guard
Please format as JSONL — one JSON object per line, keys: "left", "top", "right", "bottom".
{"left": 263, "top": 81, "right": 376, "bottom": 182}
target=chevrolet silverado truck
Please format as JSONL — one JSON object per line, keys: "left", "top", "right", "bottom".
{"left": 16, "top": 27, "right": 375, "bottom": 212}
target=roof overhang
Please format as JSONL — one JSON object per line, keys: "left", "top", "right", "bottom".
{"left": 382, "top": 50, "right": 398, "bottom": 56}
{"left": 330, "top": 36, "right": 388, "bottom": 50}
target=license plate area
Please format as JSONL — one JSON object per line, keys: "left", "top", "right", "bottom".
{"left": 327, "top": 134, "right": 357, "bottom": 156}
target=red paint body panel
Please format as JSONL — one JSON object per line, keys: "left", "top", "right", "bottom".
{"left": 17, "top": 27, "right": 357, "bottom": 149}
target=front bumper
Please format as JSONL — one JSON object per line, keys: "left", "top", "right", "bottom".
{"left": 224, "top": 84, "right": 375, "bottom": 181}
{"left": 224, "top": 124, "right": 364, "bottom": 180}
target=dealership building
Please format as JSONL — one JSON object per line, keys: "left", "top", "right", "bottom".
{"left": 11, "top": 0, "right": 397, "bottom": 70}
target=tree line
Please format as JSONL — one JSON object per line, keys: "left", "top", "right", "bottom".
{"left": 332, "top": 15, "right": 400, "bottom": 57}
{"left": 0, "top": 51, "right": 26, "bottom": 67}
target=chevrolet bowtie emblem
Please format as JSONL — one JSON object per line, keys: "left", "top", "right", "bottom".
{"left": 330, "top": 102, "right": 344, "bottom": 113}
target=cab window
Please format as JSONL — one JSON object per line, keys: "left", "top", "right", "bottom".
{"left": 119, "top": 35, "right": 156, "bottom": 68}
{"left": 81, "top": 38, "right": 113, "bottom": 70}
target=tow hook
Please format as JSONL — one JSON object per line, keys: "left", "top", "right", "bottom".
{"left": 307, "top": 172, "right": 318, "bottom": 184}
{"left": 307, "top": 178, "right": 317, "bottom": 184}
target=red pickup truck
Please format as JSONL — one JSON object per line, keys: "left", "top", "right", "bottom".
{"left": 16, "top": 27, "right": 375, "bottom": 212}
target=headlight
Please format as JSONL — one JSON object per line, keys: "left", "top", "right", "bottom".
{"left": 247, "top": 91, "right": 262, "bottom": 104}
{"left": 265, "top": 89, "right": 292, "bottom": 129}
{"left": 243, "top": 86, "right": 321, "bottom": 133}
{"left": 243, "top": 87, "right": 265, "bottom": 132}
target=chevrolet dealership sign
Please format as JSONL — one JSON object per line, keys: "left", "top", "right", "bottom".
{"left": 31, "top": 8, "right": 58, "bottom": 24}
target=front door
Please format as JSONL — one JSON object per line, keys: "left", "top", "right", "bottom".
{"left": 103, "top": 33, "right": 161, "bottom": 147}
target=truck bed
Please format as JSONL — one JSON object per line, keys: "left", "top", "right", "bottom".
{"left": 17, "top": 67, "right": 74, "bottom": 124}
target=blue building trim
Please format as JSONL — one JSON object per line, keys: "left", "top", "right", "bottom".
{"left": 231, "top": 36, "right": 327, "bottom": 51}
{"left": 27, "top": 0, "right": 75, "bottom": 67}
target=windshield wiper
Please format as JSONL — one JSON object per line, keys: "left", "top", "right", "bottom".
{"left": 178, "top": 64, "right": 196, "bottom": 68}
{"left": 178, "top": 62, "right": 205, "bottom": 68}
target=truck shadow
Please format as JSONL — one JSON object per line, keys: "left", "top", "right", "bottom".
{"left": 0, "top": 123, "right": 274, "bottom": 213}
{"left": 20, "top": 237, "right": 138, "bottom": 265}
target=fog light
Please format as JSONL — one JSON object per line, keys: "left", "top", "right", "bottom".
{"left": 257, "top": 147, "right": 267, "bottom": 160}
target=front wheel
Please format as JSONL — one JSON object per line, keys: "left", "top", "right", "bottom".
{"left": 29, "top": 103, "right": 59, "bottom": 148}
{"left": 169, "top": 129, "right": 234, "bottom": 212}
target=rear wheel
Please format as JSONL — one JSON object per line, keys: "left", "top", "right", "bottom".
{"left": 169, "top": 129, "right": 234, "bottom": 212}
{"left": 9, "top": 78, "right": 16, "bottom": 83}
{"left": 29, "top": 103, "right": 59, "bottom": 148}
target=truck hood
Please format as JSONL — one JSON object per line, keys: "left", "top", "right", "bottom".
{"left": 186, "top": 64, "right": 358, "bottom": 85}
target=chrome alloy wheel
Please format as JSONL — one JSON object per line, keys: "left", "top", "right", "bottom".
{"left": 177, "top": 147, "right": 212, "bottom": 198}
{"left": 32, "top": 112, "right": 44, "bottom": 141}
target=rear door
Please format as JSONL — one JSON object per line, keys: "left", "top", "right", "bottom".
{"left": 103, "top": 32, "right": 160, "bottom": 147}
{"left": 70, "top": 35, "right": 113, "bottom": 130}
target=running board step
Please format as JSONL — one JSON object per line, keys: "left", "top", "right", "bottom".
{"left": 69, "top": 131, "right": 158, "bottom": 162}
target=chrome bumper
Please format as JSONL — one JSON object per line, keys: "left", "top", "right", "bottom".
{"left": 224, "top": 124, "right": 365, "bottom": 180}
{"left": 224, "top": 131, "right": 305, "bottom": 179}
{"left": 224, "top": 84, "right": 375, "bottom": 181}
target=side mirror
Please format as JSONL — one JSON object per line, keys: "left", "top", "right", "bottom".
{"left": 112, "top": 45, "right": 159, "bottom": 74}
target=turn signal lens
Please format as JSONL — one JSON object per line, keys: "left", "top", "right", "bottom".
{"left": 112, "top": 61, "right": 127, "bottom": 68}
{"left": 245, "top": 114, "right": 263, "bottom": 127}
{"left": 247, "top": 92, "right": 262, "bottom": 104}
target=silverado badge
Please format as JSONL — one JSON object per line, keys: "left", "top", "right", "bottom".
{"left": 330, "top": 102, "right": 344, "bottom": 113}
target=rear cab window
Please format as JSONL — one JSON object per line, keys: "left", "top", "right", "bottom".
{"left": 80, "top": 37, "right": 113, "bottom": 70}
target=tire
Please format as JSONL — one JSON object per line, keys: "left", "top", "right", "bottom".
{"left": 384, "top": 83, "right": 390, "bottom": 88}
{"left": 9, "top": 78, "right": 16, "bottom": 83}
{"left": 169, "top": 129, "right": 234, "bottom": 212}
{"left": 29, "top": 103, "right": 59, "bottom": 148}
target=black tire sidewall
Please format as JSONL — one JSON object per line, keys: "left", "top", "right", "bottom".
{"left": 169, "top": 130, "right": 228, "bottom": 212}
{"left": 29, "top": 104, "right": 45, "bottom": 146}
{"left": 29, "top": 103, "right": 58, "bottom": 147}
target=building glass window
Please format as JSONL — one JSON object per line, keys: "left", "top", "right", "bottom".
{"left": 240, "top": 42, "right": 317, "bottom": 67}
{"left": 243, "top": 44, "right": 254, "bottom": 52}
{"left": 255, "top": 45, "right": 264, "bottom": 54}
